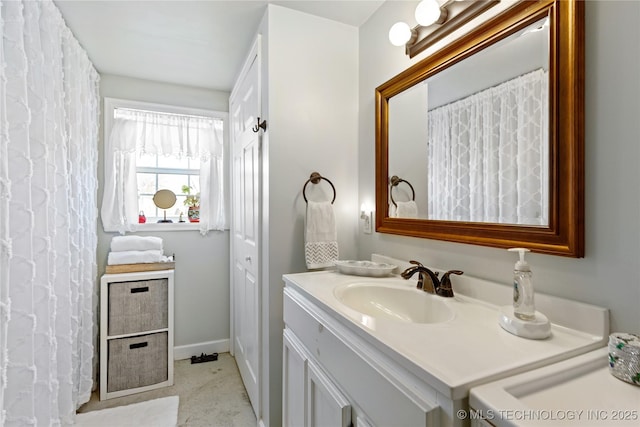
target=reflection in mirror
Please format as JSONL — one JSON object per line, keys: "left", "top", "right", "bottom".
{"left": 376, "top": 0, "right": 584, "bottom": 257}
{"left": 389, "top": 175, "right": 418, "bottom": 218}
{"left": 388, "top": 17, "right": 549, "bottom": 225}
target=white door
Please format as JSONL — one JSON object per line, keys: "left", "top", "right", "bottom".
{"left": 230, "top": 36, "right": 261, "bottom": 416}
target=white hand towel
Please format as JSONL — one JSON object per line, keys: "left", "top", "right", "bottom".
{"left": 389, "top": 203, "right": 397, "bottom": 218}
{"left": 107, "top": 250, "right": 164, "bottom": 265}
{"left": 395, "top": 201, "right": 418, "bottom": 218}
{"left": 305, "top": 201, "right": 339, "bottom": 269}
{"left": 110, "top": 235, "right": 163, "bottom": 252}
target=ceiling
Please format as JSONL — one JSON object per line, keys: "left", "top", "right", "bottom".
{"left": 54, "top": 0, "right": 385, "bottom": 92}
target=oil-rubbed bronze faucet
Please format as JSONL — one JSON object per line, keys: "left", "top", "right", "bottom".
{"left": 401, "top": 260, "right": 463, "bottom": 298}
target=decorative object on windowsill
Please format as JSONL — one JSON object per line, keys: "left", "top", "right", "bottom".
{"left": 182, "top": 185, "right": 200, "bottom": 223}
{"left": 388, "top": 0, "right": 500, "bottom": 58}
{"left": 138, "top": 211, "right": 146, "bottom": 224}
{"left": 153, "top": 189, "right": 177, "bottom": 223}
{"left": 179, "top": 212, "right": 185, "bottom": 223}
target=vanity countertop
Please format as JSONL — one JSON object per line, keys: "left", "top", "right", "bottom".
{"left": 469, "top": 347, "right": 640, "bottom": 426}
{"left": 282, "top": 270, "right": 608, "bottom": 400}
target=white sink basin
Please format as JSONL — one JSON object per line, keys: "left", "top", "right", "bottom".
{"left": 333, "top": 283, "right": 454, "bottom": 324}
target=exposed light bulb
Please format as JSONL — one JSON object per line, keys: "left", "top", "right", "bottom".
{"left": 415, "top": 0, "right": 442, "bottom": 27}
{"left": 389, "top": 22, "right": 411, "bottom": 46}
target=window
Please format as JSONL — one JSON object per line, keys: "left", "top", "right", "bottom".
{"left": 101, "top": 98, "right": 227, "bottom": 234}
{"left": 136, "top": 152, "right": 200, "bottom": 222}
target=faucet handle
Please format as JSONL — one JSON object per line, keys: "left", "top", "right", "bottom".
{"left": 408, "top": 260, "right": 439, "bottom": 276}
{"left": 437, "top": 270, "right": 464, "bottom": 298}
{"left": 409, "top": 260, "right": 440, "bottom": 277}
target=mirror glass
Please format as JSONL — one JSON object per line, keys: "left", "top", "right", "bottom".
{"left": 388, "top": 17, "right": 549, "bottom": 225}
{"left": 376, "top": 0, "right": 584, "bottom": 257}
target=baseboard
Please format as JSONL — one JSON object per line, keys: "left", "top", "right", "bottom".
{"left": 173, "top": 338, "right": 230, "bottom": 360}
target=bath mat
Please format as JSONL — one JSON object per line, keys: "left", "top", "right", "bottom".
{"left": 75, "top": 396, "right": 179, "bottom": 427}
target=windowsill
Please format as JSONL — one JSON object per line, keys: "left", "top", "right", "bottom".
{"left": 137, "top": 222, "right": 202, "bottom": 232}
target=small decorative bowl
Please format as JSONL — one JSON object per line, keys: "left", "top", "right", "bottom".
{"left": 608, "top": 332, "right": 640, "bottom": 386}
{"left": 333, "top": 260, "right": 397, "bottom": 277}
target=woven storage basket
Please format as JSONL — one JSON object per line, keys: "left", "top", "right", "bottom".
{"left": 608, "top": 332, "right": 640, "bottom": 386}
{"left": 108, "top": 278, "right": 168, "bottom": 336}
{"left": 107, "top": 332, "right": 168, "bottom": 392}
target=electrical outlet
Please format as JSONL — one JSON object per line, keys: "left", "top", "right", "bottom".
{"left": 361, "top": 212, "right": 372, "bottom": 234}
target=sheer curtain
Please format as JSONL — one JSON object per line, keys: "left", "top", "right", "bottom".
{"left": 0, "top": 0, "right": 99, "bottom": 425}
{"left": 101, "top": 108, "right": 225, "bottom": 235}
{"left": 427, "top": 69, "right": 549, "bottom": 225}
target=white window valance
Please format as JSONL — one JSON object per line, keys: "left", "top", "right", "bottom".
{"left": 110, "top": 108, "right": 223, "bottom": 158}
{"left": 101, "top": 105, "right": 226, "bottom": 235}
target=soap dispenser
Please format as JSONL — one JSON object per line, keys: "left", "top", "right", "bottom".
{"left": 510, "top": 248, "right": 535, "bottom": 320}
{"left": 498, "top": 248, "right": 551, "bottom": 339}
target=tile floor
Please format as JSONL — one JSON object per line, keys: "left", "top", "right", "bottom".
{"left": 78, "top": 352, "right": 257, "bottom": 426}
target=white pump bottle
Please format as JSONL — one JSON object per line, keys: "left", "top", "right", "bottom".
{"left": 499, "top": 248, "right": 550, "bottom": 339}
{"left": 508, "top": 248, "right": 535, "bottom": 321}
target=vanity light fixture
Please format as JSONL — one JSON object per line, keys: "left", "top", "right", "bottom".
{"left": 389, "top": 0, "right": 500, "bottom": 58}
{"left": 415, "top": 0, "right": 448, "bottom": 26}
{"left": 522, "top": 16, "right": 550, "bottom": 35}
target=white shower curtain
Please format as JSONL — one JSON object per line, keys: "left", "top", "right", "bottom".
{"left": 0, "top": 1, "right": 99, "bottom": 425}
{"left": 427, "top": 69, "right": 549, "bottom": 225}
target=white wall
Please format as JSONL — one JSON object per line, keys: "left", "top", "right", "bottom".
{"left": 358, "top": 1, "right": 640, "bottom": 333}
{"left": 98, "top": 74, "right": 232, "bottom": 355}
{"left": 258, "top": 5, "right": 359, "bottom": 426}
{"left": 388, "top": 82, "right": 429, "bottom": 216}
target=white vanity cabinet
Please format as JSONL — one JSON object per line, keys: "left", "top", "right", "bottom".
{"left": 283, "top": 266, "right": 609, "bottom": 427}
{"left": 284, "top": 330, "right": 351, "bottom": 427}
{"left": 283, "top": 285, "right": 440, "bottom": 427}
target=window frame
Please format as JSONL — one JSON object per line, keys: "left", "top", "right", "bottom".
{"left": 103, "top": 97, "right": 228, "bottom": 232}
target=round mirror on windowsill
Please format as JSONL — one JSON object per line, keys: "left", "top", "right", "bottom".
{"left": 153, "top": 189, "right": 177, "bottom": 223}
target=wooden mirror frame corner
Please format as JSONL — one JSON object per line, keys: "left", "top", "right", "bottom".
{"left": 375, "top": 0, "right": 584, "bottom": 257}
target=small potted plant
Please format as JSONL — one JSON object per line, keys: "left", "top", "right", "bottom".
{"left": 182, "top": 185, "right": 200, "bottom": 223}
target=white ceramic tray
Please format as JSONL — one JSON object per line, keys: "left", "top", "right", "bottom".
{"left": 334, "top": 260, "right": 396, "bottom": 277}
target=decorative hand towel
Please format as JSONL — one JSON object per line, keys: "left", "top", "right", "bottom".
{"left": 107, "top": 249, "right": 164, "bottom": 265}
{"left": 110, "top": 235, "right": 163, "bottom": 252}
{"left": 305, "top": 201, "right": 339, "bottom": 269}
{"left": 395, "top": 200, "right": 418, "bottom": 218}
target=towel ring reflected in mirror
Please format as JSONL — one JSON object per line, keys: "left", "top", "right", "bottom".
{"left": 302, "top": 172, "right": 336, "bottom": 204}
{"left": 389, "top": 175, "right": 415, "bottom": 208}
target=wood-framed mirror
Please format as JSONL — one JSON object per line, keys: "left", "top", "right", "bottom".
{"left": 375, "top": 0, "right": 584, "bottom": 257}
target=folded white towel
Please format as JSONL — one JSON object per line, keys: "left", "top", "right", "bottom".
{"left": 394, "top": 201, "right": 418, "bottom": 218}
{"left": 304, "top": 201, "right": 338, "bottom": 269}
{"left": 107, "top": 250, "right": 164, "bottom": 265}
{"left": 110, "top": 236, "right": 163, "bottom": 252}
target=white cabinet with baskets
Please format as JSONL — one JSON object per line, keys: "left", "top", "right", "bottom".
{"left": 100, "top": 269, "right": 174, "bottom": 400}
